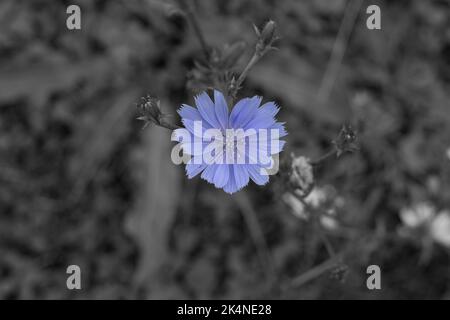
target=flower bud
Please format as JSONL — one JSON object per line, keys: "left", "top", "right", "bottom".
{"left": 260, "top": 20, "right": 276, "bottom": 47}
{"left": 254, "top": 20, "right": 278, "bottom": 53}
{"left": 137, "top": 95, "right": 163, "bottom": 128}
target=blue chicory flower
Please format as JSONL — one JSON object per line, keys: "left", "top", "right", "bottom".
{"left": 172, "top": 90, "right": 287, "bottom": 194}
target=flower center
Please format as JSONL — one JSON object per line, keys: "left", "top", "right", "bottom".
{"left": 222, "top": 133, "right": 243, "bottom": 162}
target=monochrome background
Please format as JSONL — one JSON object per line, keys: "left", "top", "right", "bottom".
{"left": 0, "top": 0, "right": 449, "bottom": 299}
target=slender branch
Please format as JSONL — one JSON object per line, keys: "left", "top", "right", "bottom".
{"left": 235, "top": 53, "right": 261, "bottom": 90}
{"left": 294, "top": 193, "right": 336, "bottom": 257}
{"left": 229, "top": 48, "right": 270, "bottom": 102}
{"left": 235, "top": 192, "right": 277, "bottom": 288}
{"left": 228, "top": 21, "right": 277, "bottom": 102}
{"left": 178, "top": 0, "right": 210, "bottom": 59}
{"left": 316, "top": 218, "right": 336, "bottom": 257}
{"left": 158, "top": 120, "right": 181, "bottom": 131}
{"left": 286, "top": 253, "right": 344, "bottom": 289}
{"left": 310, "top": 148, "right": 337, "bottom": 166}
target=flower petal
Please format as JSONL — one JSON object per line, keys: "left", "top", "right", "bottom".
{"left": 247, "top": 164, "right": 269, "bottom": 185}
{"left": 195, "top": 92, "right": 221, "bottom": 128}
{"left": 213, "top": 164, "right": 229, "bottom": 188}
{"left": 244, "top": 112, "right": 276, "bottom": 130}
{"left": 182, "top": 118, "right": 210, "bottom": 138}
{"left": 201, "top": 163, "right": 218, "bottom": 183}
{"left": 230, "top": 96, "right": 262, "bottom": 129}
{"left": 177, "top": 104, "right": 205, "bottom": 123}
{"left": 223, "top": 166, "right": 238, "bottom": 194}
{"left": 214, "top": 90, "right": 229, "bottom": 130}
{"left": 186, "top": 158, "right": 207, "bottom": 178}
{"left": 233, "top": 165, "right": 250, "bottom": 191}
{"left": 270, "top": 122, "right": 288, "bottom": 138}
{"left": 259, "top": 102, "right": 280, "bottom": 117}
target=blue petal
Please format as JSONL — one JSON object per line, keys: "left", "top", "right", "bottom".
{"left": 201, "top": 164, "right": 218, "bottom": 183}
{"left": 273, "top": 140, "right": 286, "bottom": 154}
{"left": 186, "top": 158, "right": 206, "bottom": 178}
{"left": 230, "top": 96, "right": 262, "bottom": 129}
{"left": 259, "top": 102, "right": 280, "bottom": 117}
{"left": 171, "top": 128, "right": 191, "bottom": 142}
{"left": 244, "top": 111, "right": 276, "bottom": 130}
{"left": 247, "top": 165, "right": 269, "bottom": 185}
{"left": 213, "top": 164, "right": 229, "bottom": 188}
{"left": 257, "top": 137, "right": 286, "bottom": 155}
{"left": 181, "top": 141, "right": 209, "bottom": 156}
{"left": 195, "top": 92, "right": 221, "bottom": 128}
{"left": 214, "top": 90, "right": 229, "bottom": 130}
{"left": 182, "top": 118, "right": 210, "bottom": 137}
{"left": 233, "top": 165, "right": 250, "bottom": 191}
{"left": 177, "top": 104, "right": 205, "bottom": 123}
{"left": 270, "top": 122, "right": 288, "bottom": 138}
{"left": 223, "top": 166, "right": 238, "bottom": 194}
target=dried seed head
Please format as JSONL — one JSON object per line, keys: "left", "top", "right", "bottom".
{"left": 333, "top": 125, "right": 359, "bottom": 156}
{"left": 136, "top": 95, "right": 164, "bottom": 128}
{"left": 289, "top": 155, "right": 314, "bottom": 196}
{"left": 329, "top": 263, "right": 349, "bottom": 283}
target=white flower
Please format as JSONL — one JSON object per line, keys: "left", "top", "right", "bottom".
{"left": 399, "top": 203, "right": 450, "bottom": 249}
{"left": 399, "top": 203, "right": 435, "bottom": 228}
{"left": 304, "top": 187, "right": 328, "bottom": 208}
{"left": 283, "top": 193, "right": 307, "bottom": 220}
{"left": 284, "top": 186, "right": 335, "bottom": 221}
{"left": 320, "top": 209, "right": 339, "bottom": 230}
{"left": 430, "top": 211, "right": 450, "bottom": 248}
{"left": 290, "top": 156, "right": 314, "bottom": 194}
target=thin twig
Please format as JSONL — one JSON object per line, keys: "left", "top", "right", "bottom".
{"left": 286, "top": 253, "right": 344, "bottom": 289}
{"left": 310, "top": 148, "right": 337, "bottom": 166}
{"left": 228, "top": 21, "right": 277, "bottom": 102}
{"left": 316, "top": 0, "right": 363, "bottom": 102}
{"left": 316, "top": 218, "right": 336, "bottom": 257}
{"left": 229, "top": 48, "right": 271, "bottom": 102}
{"left": 235, "top": 191, "right": 277, "bottom": 287}
{"left": 159, "top": 120, "right": 181, "bottom": 130}
{"left": 294, "top": 193, "right": 336, "bottom": 258}
{"left": 178, "top": 0, "right": 210, "bottom": 59}
{"left": 235, "top": 53, "right": 261, "bottom": 90}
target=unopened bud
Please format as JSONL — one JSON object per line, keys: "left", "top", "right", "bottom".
{"left": 260, "top": 20, "right": 276, "bottom": 46}
{"left": 254, "top": 20, "right": 278, "bottom": 53}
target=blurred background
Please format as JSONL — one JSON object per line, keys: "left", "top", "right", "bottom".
{"left": 0, "top": 0, "right": 449, "bottom": 299}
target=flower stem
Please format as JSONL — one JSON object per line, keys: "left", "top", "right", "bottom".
{"left": 235, "top": 192, "right": 277, "bottom": 292}
{"left": 158, "top": 120, "right": 181, "bottom": 131}
{"left": 229, "top": 50, "right": 266, "bottom": 101}
{"left": 285, "top": 253, "right": 344, "bottom": 289}
{"left": 293, "top": 193, "right": 336, "bottom": 257}
{"left": 236, "top": 53, "right": 260, "bottom": 89}
{"left": 310, "top": 148, "right": 337, "bottom": 167}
